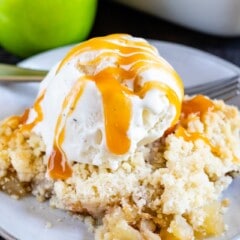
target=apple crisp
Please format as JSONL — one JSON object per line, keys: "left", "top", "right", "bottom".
{"left": 0, "top": 95, "right": 239, "bottom": 240}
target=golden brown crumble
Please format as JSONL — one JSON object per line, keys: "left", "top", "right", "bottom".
{"left": 0, "top": 98, "right": 239, "bottom": 239}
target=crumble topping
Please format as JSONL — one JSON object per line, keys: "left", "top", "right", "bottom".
{"left": 0, "top": 96, "right": 239, "bottom": 239}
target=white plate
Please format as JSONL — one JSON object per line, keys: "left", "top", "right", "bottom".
{"left": 0, "top": 40, "right": 240, "bottom": 240}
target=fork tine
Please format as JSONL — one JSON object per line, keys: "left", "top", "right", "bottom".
{"left": 187, "top": 82, "right": 238, "bottom": 95}
{"left": 196, "top": 81, "right": 238, "bottom": 96}
{"left": 185, "top": 75, "right": 239, "bottom": 94}
{"left": 206, "top": 86, "right": 239, "bottom": 100}
{"left": 187, "top": 84, "right": 239, "bottom": 100}
{"left": 186, "top": 78, "right": 239, "bottom": 95}
{"left": 215, "top": 91, "right": 239, "bottom": 101}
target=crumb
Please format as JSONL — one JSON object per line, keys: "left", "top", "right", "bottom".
{"left": 222, "top": 199, "right": 230, "bottom": 208}
{"left": 84, "top": 216, "right": 96, "bottom": 233}
{"left": 45, "top": 221, "right": 52, "bottom": 229}
{"left": 11, "top": 194, "right": 20, "bottom": 200}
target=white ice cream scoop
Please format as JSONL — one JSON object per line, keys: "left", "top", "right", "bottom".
{"left": 24, "top": 34, "right": 184, "bottom": 179}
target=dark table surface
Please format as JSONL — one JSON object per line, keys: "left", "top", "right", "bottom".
{"left": 1, "top": 0, "right": 240, "bottom": 239}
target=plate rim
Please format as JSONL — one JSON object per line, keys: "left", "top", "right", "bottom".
{"left": 18, "top": 39, "right": 240, "bottom": 75}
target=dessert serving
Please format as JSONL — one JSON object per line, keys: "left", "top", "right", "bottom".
{"left": 0, "top": 34, "right": 239, "bottom": 240}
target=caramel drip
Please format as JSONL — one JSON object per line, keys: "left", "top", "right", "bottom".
{"left": 11, "top": 109, "right": 30, "bottom": 127}
{"left": 19, "top": 109, "right": 30, "bottom": 124}
{"left": 177, "top": 95, "right": 218, "bottom": 154}
{"left": 48, "top": 132, "right": 72, "bottom": 180}
{"left": 136, "top": 81, "right": 181, "bottom": 125}
{"left": 182, "top": 95, "right": 215, "bottom": 121}
{"left": 48, "top": 79, "right": 85, "bottom": 180}
{"left": 0, "top": 109, "right": 30, "bottom": 144}
{"left": 93, "top": 70, "right": 131, "bottom": 154}
{"left": 175, "top": 126, "right": 211, "bottom": 145}
{"left": 21, "top": 92, "right": 45, "bottom": 131}
{"left": 57, "top": 34, "right": 157, "bottom": 71}
{"left": 57, "top": 34, "right": 183, "bottom": 93}
{"left": 175, "top": 126, "right": 217, "bottom": 152}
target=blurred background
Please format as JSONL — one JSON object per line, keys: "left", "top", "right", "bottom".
{"left": 1, "top": 0, "right": 240, "bottom": 66}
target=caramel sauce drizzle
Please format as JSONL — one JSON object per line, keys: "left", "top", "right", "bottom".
{"left": 57, "top": 34, "right": 183, "bottom": 93}
{"left": 175, "top": 126, "right": 218, "bottom": 153}
{"left": 30, "top": 34, "right": 183, "bottom": 179}
{"left": 93, "top": 70, "right": 131, "bottom": 154}
{"left": 19, "top": 109, "right": 30, "bottom": 124}
{"left": 136, "top": 81, "right": 181, "bottom": 125}
{"left": 1, "top": 109, "right": 29, "bottom": 145}
{"left": 176, "top": 95, "right": 218, "bottom": 153}
{"left": 48, "top": 79, "right": 85, "bottom": 180}
{"left": 182, "top": 94, "right": 215, "bottom": 120}
{"left": 21, "top": 91, "right": 45, "bottom": 132}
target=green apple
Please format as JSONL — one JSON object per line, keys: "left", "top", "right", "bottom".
{"left": 0, "top": 0, "right": 97, "bottom": 57}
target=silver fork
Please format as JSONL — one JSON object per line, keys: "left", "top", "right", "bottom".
{"left": 185, "top": 75, "right": 240, "bottom": 101}
{"left": 0, "top": 63, "right": 47, "bottom": 82}
{"left": 0, "top": 63, "right": 239, "bottom": 101}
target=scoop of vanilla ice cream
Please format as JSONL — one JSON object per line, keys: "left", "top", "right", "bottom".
{"left": 26, "top": 34, "right": 183, "bottom": 175}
